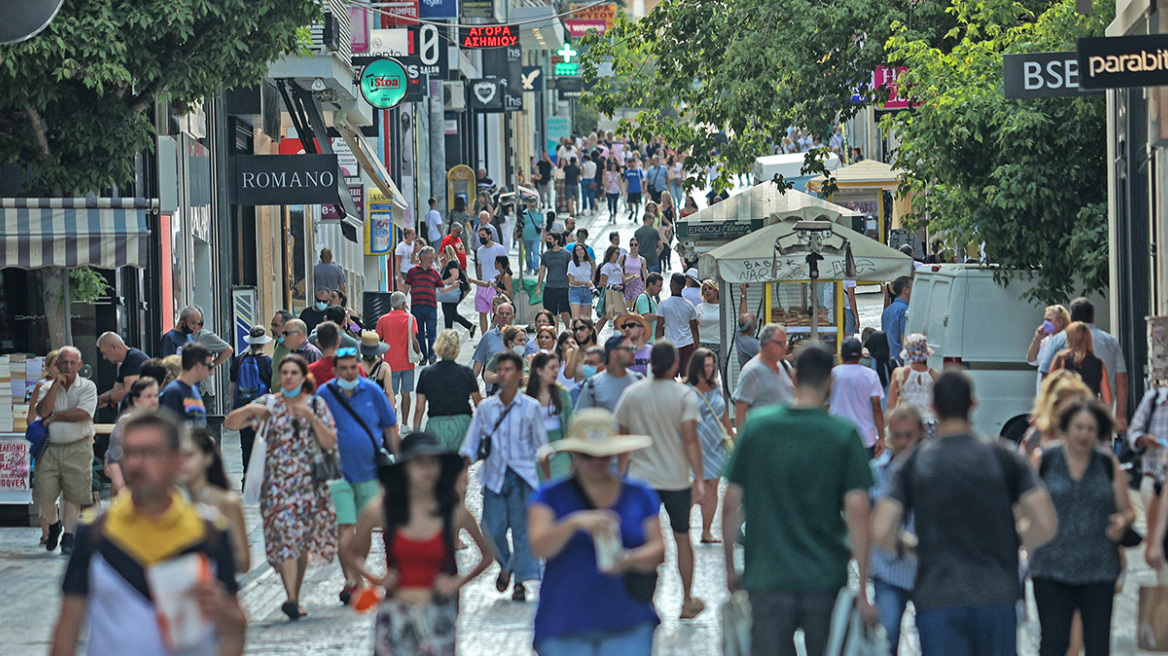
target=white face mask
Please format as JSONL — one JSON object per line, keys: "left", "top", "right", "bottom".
{"left": 512, "top": 345, "right": 526, "bottom": 355}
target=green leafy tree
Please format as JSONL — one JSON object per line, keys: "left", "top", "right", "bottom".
{"left": 883, "top": 0, "right": 1111, "bottom": 302}
{"left": 0, "top": 0, "right": 319, "bottom": 196}
{"left": 580, "top": 0, "right": 957, "bottom": 191}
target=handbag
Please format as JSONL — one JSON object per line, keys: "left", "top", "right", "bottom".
{"left": 476, "top": 400, "right": 518, "bottom": 462}
{"left": 568, "top": 476, "right": 659, "bottom": 603}
{"left": 24, "top": 418, "right": 49, "bottom": 462}
{"left": 406, "top": 313, "right": 423, "bottom": 365}
{"left": 305, "top": 397, "right": 343, "bottom": 484}
{"left": 327, "top": 381, "right": 395, "bottom": 468}
{"left": 242, "top": 408, "right": 270, "bottom": 504}
{"left": 824, "top": 588, "right": 887, "bottom": 656}
{"left": 692, "top": 384, "right": 735, "bottom": 452}
{"left": 1139, "top": 585, "right": 1168, "bottom": 652}
{"left": 721, "top": 590, "right": 752, "bottom": 656}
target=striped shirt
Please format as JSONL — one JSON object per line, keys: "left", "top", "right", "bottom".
{"left": 404, "top": 266, "right": 442, "bottom": 307}
{"left": 1128, "top": 387, "right": 1168, "bottom": 485}
{"left": 870, "top": 450, "right": 917, "bottom": 590}
{"left": 460, "top": 392, "right": 548, "bottom": 493}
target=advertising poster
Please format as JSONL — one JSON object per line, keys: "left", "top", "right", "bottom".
{"left": 0, "top": 439, "right": 29, "bottom": 490}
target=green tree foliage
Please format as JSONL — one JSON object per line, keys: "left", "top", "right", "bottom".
{"left": 884, "top": 0, "right": 1111, "bottom": 302}
{"left": 0, "top": 0, "right": 319, "bottom": 195}
{"left": 580, "top": 0, "right": 954, "bottom": 190}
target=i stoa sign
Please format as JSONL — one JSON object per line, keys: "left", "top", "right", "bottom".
{"left": 360, "top": 58, "right": 408, "bottom": 109}
{"left": 460, "top": 25, "right": 519, "bottom": 48}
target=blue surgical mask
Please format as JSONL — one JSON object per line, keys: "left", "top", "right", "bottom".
{"left": 276, "top": 336, "right": 285, "bottom": 345}
{"left": 281, "top": 386, "right": 302, "bottom": 398}
{"left": 315, "top": 301, "right": 328, "bottom": 311}
{"left": 582, "top": 364, "right": 598, "bottom": 378}
{"left": 1042, "top": 320, "right": 1056, "bottom": 334}
{"left": 335, "top": 377, "right": 359, "bottom": 391}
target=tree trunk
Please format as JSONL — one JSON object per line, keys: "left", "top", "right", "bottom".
{"left": 41, "top": 266, "right": 68, "bottom": 349}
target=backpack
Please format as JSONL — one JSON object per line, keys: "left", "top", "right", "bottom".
{"left": 236, "top": 354, "right": 264, "bottom": 405}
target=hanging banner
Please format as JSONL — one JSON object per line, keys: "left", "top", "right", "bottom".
{"left": 419, "top": 0, "right": 457, "bottom": 20}
{"left": 460, "top": 24, "right": 519, "bottom": 48}
{"left": 230, "top": 155, "right": 340, "bottom": 206}
{"left": 461, "top": 0, "right": 494, "bottom": 20}
{"left": 483, "top": 44, "right": 523, "bottom": 111}
{"left": 381, "top": 0, "right": 419, "bottom": 25}
{"left": 469, "top": 78, "right": 504, "bottom": 111}
{"left": 1078, "top": 34, "right": 1168, "bottom": 90}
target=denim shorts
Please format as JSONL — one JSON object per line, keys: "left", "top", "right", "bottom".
{"left": 391, "top": 368, "right": 415, "bottom": 393}
{"left": 569, "top": 286, "right": 593, "bottom": 305}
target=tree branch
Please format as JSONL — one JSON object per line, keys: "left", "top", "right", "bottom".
{"left": 23, "top": 104, "right": 51, "bottom": 163}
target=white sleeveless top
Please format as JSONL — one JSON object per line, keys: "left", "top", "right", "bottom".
{"left": 900, "top": 369, "right": 936, "bottom": 423}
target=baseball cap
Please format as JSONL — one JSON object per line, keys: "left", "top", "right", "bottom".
{"left": 840, "top": 337, "right": 864, "bottom": 360}
{"left": 604, "top": 335, "right": 630, "bottom": 353}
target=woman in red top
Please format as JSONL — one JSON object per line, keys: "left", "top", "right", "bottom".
{"left": 344, "top": 432, "right": 492, "bottom": 656}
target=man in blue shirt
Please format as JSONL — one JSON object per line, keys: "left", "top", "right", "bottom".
{"left": 316, "top": 349, "right": 399, "bottom": 605}
{"left": 158, "top": 305, "right": 200, "bottom": 356}
{"left": 881, "top": 276, "right": 912, "bottom": 364}
{"left": 158, "top": 343, "right": 211, "bottom": 427}
{"left": 623, "top": 158, "right": 646, "bottom": 222}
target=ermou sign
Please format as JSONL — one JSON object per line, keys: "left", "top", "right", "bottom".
{"left": 459, "top": 25, "right": 518, "bottom": 48}
{"left": 1078, "top": 34, "right": 1168, "bottom": 90}
{"left": 231, "top": 154, "right": 340, "bottom": 206}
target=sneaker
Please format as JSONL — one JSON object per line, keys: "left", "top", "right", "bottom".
{"left": 469, "top": 325, "right": 477, "bottom": 339}
{"left": 60, "top": 533, "right": 75, "bottom": 556}
{"left": 680, "top": 597, "right": 706, "bottom": 620}
{"left": 45, "top": 521, "right": 62, "bottom": 551}
{"left": 511, "top": 583, "right": 527, "bottom": 602}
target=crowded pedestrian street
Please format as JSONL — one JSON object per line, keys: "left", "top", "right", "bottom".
{"left": 5, "top": 2, "right": 1168, "bottom": 656}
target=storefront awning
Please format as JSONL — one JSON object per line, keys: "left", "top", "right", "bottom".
{"left": 0, "top": 197, "right": 155, "bottom": 270}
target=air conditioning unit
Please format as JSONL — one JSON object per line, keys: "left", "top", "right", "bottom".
{"left": 443, "top": 81, "right": 466, "bottom": 111}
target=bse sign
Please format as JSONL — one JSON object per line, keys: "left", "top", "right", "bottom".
{"left": 1003, "top": 52, "right": 1098, "bottom": 99}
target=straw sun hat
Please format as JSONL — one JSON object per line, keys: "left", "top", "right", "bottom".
{"left": 549, "top": 408, "right": 651, "bottom": 457}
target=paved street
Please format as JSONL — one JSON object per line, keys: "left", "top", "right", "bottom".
{"left": 0, "top": 204, "right": 1160, "bottom": 655}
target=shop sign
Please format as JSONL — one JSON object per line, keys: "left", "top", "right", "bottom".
{"left": 1078, "top": 34, "right": 1168, "bottom": 90}
{"left": 322, "top": 184, "right": 364, "bottom": 222}
{"left": 521, "top": 66, "right": 543, "bottom": 91}
{"left": 360, "top": 58, "right": 409, "bottom": 109}
{"left": 676, "top": 219, "right": 764, "bottom": 241}
{"left": 469, "top": 78, "right": 504, "bottom": 111}
{"left": 461, "top": 0, "right": 494, "bottom": 20}
{"left": 0, "top": 440, "right": 29, "bottom": 490}
{"left": 460, "top": 24, "right": 519, "bottom": 48}
{"left": 419, "top": 0, "right": 457, "bottom": 19}
{"left": 1004, "top": 51, "right": 1090, "bottom": 99}
{"left": 565, "top": 4, "right": 616, "bottom": 37}
{"left": 381, "top": 0, "right": 419, "bottom": 25}
{"left": 231, "top": 154, "right": 340, "bottom": 206}
{"left": 365, "top": 187, "right": 394, "bottom": 255}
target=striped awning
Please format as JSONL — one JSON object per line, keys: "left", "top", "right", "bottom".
{"left": 0, "top": 197, "right": 155, "bottom": 270}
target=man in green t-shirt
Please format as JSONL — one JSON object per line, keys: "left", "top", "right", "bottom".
{"left": 722, "top": 343, "right": 876, "bottom": 656}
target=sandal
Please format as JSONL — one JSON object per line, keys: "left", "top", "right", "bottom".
{"left": 281, "top": 601, "right": 302, "bottom": 621}
{"left": 680, "top": 597, "right": 706, "bottom": 620}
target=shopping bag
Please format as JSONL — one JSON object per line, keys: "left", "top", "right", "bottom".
{"left": 1139, "top": 585, "right": 1168, "bottom": 652}
{"left": 241, "top": 421, "right": 267, "bottom": 505}
{"left": 721, "top": 590, "right": 751, "bottom": 656}
{"left": 824, "top": 588, "right": 887, "bottom": 656}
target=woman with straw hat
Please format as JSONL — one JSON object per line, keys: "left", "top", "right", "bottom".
{"left": 359, "top": 330, "right": 396, "bottom": 408}
{"left": 343, "top": 431, "right": 493, "bottom": 656}
{"left": 528, "top": 408, "right": 665, "bottom": 655}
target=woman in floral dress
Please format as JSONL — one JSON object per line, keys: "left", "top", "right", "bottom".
{"left": 225, "top": 353, "right": 338, "bottom": 620}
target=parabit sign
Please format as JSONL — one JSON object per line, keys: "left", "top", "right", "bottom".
{"left": 1078, "top": 34, "right": 1168, "bottom": 90}
{"left": 460, "top": 25, "right": 518, "bottom": 48}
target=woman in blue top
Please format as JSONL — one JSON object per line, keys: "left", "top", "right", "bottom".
{"left": 528, "top": 409, "right": 665, "bottom": 655}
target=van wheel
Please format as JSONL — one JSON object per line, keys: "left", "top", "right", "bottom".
{"left": 1000, "top": 416, "right": 1029, "bottom": 445}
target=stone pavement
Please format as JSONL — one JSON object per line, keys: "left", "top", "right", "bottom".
{"left": 1, "top": 199, "right": 1162, "bottom": 654}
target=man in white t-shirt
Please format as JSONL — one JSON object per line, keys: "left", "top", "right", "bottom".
{"left": 658, "top": 272, "right": 699, "bottom": 373}
{"left": 821, "top": 280, "right": 859, "bottom": 336}
{"left": 475, "top": 226, "right": 509, "bottom": 335}
{"left": 830, "top": 337, "right": 886, "bottom": 456}
{"left": 425, "top": 197, "right": 444, "bottom": 243}
{"left": 395, "top": 228, "right": 418, "bottom": 291}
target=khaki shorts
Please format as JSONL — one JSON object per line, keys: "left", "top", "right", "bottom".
{"left": 34, "top": 439, "right": 94, "bottom": 507}
{"left": 328, "top": 478, "right": 381, "bottom": 525}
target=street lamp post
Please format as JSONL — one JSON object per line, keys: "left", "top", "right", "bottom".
{"left": 775, "top": 219, "right": 850, "bottom": 344}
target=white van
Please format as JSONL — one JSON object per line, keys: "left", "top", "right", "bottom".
{"left": 753, "top": 152, "right": 841, "bottom": 191}
{"left": 904, "top": 264, "right": 1109, "bottom": 442}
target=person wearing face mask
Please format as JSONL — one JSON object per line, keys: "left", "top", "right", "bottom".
{"left": 1026, "top": 304, "right": 1071, "bottom": 394}
{"left": 270, "top": 310, "right": 294, "bottom": 388}
{"left": 484, "top": 326, "right": 531, "bottom": 386}
{"left": 570, "top": 346, "right": 606, "bottom": 405}
{"left": 316, "top": 348, "right": 401, "bottom": 606}
{"left": 224, "top": 354, "right": 339, "bottom": 620}
{"left": 159, "top": 305, "right": 203, "bottom": 356}
{"left": 300, "top": 287, "right": 333, "bottom": 333}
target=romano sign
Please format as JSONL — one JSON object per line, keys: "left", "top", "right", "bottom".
{"left": 231, "top": 154, "right": 340, "bottom": 206}
{"left": 1078, "top": 34, "right": 1168, "bottom": 90}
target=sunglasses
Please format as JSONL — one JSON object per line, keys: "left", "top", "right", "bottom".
{"left": 620, "top": 323, "right": 640, "bottom": 330}
{"left": 336, "top": 347, "right": 358, "bottom": 357}
{"left": 282, "top": 330, "right": 302, "bottom": 336}
{"left": 573, "top": 325, "right": 590, "bottom": 332}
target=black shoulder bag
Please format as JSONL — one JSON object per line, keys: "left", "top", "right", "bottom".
{"left": 568, "top": 476, "right": 658, "bottom": 603}
{"left": 328, "top": 382, "right": 395, "bottom": 468}
{"left": 476, "top": 400, "right": 517, "bottom": 461}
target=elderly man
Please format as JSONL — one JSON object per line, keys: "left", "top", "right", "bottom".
{"left": 405, "top": 245, "right": 457, "bottom": 365}
{"left": 472, "top": 302, "right": 518, "bottom": 381}
{"left": 300, "top": 287, "right": 332, "bottom": 333}
{"left": 51, "top": 411, "right": 247, "bottom": 656}
{"left": 375, "top": 291, "right": 422, "bottom": 422}
{"left": 314, "top": 247, "right": 347, "bottom": 296}
{"left": 95, "top": 332, "right": 149, "bottom": 411}
{"left": 734, "top": 323, "right": 795, "bottom": 429}
{"left": 35, "top": 346, "right": 98, "bottom": 555}
{"left": 281, "top": 318, "right": 322, "bottom": 363}
{"left": 440, "top": 222, "right": 468, "bottom": 270}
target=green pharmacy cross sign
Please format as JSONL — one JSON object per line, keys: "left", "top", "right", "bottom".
{"left": 361, "top": 58, "right": 408, "bottom": 110}
{"left": 557, "top": 43, "right": 578, "bottom": 62}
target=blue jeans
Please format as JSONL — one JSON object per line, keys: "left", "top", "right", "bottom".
{"left": 844, "top": 308, "right": 857, "bottom": 336}
{"left": 670, "top": 182, "right": 683, "bottom": 204}
{"left": 873, "top": 579, "right": 912, "bottom": 656}
{"left": 582, "top": 184, "right": 596, "bottom": 211}
{"left": 524, "top": 238, "right": 541, "bottom": 272}
{"left": 915, "top": 603, "right": 1016, "bottom": 656}
{"left": 535, "top": 621, "right": 655, "bottom": 656}
{"left": 481, "top": 468, "right": 541, "bottom": 583}
{"left": 411, "top": 305, "right": 437, "bottom": 361}
{"left": 646, "top": 262, "right": 661, "bottom": 274}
